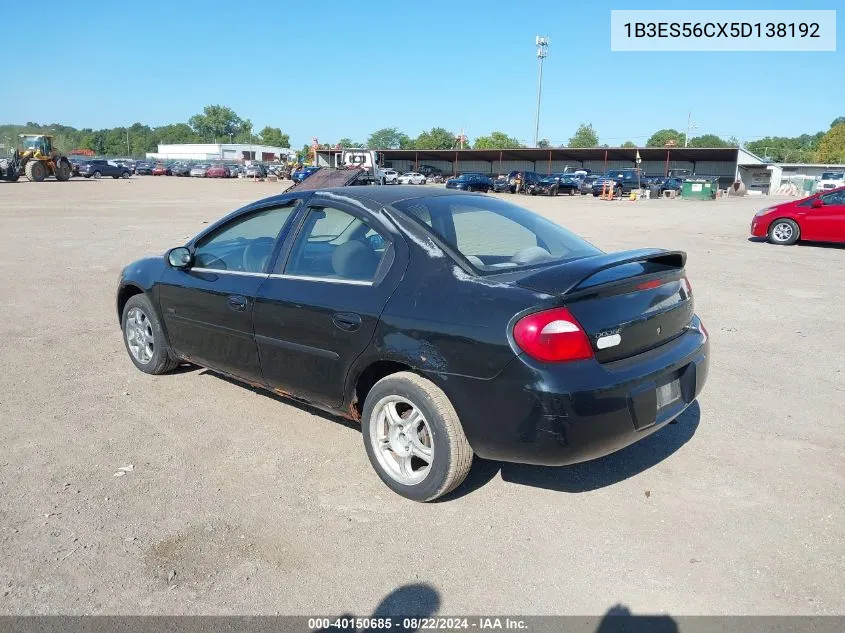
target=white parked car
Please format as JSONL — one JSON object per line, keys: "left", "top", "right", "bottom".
{"left": 379, "top": 168, "right": 399, "bottom": 184}
{"left": 397, "top": 172, "right": 427, "bottom": 185}
{"left": 815, "top": 170, "right": 845, "bottom": 192}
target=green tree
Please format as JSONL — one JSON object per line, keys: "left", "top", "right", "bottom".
{"left": 567, "top": 123, "right": 599, "bottom": 148}
{"left": 366, "top": 127, "right": 411, "bottom": 149}
{"left": 473, "top": 131, "right": 523, "bottom": 149}
{"left": 687, "top": 134, "right": 730, "bottom": 148}
{"left": 830, "top": 117, "right": 845, "bottom": 128}
{"left": 745, "top": 133, "right": 822, "bottom": 162}
{"left": 258, "top": 126, "right": 290, "bottom": 148}
{"left": 336, "top": 137, "right": 361, "bottom": 148}
{"left": 621, "top": 140, "right": 637, "bottom": 148}
{"left": 816, "top": 124, "right": 845, "bottom": 163}
{"left": 413, "top": 127, "right": 456, "bottom": 150}
{"left": 646, "top": 129, "right": 685, "bottom": 147}
{"left": 188, "top": 105, "right": 249, "bottom": 143}
{"left": 537, "top": 138, "right": 551, "bottom": 149}
{"left": 154, "top": 123, "right": 197, "bottom": 145}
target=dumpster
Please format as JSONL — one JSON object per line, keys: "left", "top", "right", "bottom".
{"left": 682, "top": 177, "right": 718, "bottom": 200}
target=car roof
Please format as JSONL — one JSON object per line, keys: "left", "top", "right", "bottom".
{"left": 253, "top": 185, "right": 473, "bottom": 210}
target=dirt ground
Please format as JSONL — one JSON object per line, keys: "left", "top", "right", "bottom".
{"left": 0, "top": 176, "right": 843, "bottom": 617}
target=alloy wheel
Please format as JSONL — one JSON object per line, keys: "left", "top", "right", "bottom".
{"left": 369, "top": 395, "right": 433, "bottom": 485}
{"left": 125, "top": 307, "right": 154, "bottom": 364}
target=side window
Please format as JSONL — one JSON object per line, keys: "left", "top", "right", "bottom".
{"left": 820, "top": 191, "right": 845, "bottom": 205}
{"left": 284, "top": 206, "right": 388, "bottom": 282}
{"left": 193, "top": 203, "right": 297, "bottom": 273}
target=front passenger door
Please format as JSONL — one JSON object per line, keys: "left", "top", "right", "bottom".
{"left": 802, "top": 190, "right": 845, "bottom": 242}
{"left": 158, "top": 201, "right": 300, "bottom": 382}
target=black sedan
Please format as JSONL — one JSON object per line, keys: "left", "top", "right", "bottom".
{"left": 78, "top": 159, "right": 131, "bottom": 179}
{"left": 171, "top": 164, "right": 192, "bottom": 177}
{"left": 117, "top": 187, "right": 709, "bottom": 501}
{"left": 134, "top": 161, "right": 154, "bottom": 175}
{"left": 445, "top": 173, "right": 491, "bottom": 192}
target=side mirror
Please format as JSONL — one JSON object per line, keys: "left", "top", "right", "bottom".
{"left": 167, "top": 247, "right": 192, "bottom": 268}
{"left": 812, "top": 199, "right": 824, "bottom": 208}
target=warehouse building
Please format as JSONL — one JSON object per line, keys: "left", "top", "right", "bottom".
{"left": 317, "top": 146, "right": 769, "bottom": 191}
{"left": 147, "top": 143, "right": 296, "bottom": 162}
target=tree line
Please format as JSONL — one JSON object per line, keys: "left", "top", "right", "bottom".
{"left": 0, "top": 105, "right": 290, "bottom": 158}
{"left": 3, "top": 105, "right": 844, "bottom": 163}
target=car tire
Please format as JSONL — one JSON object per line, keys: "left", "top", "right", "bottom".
{"left": 569, "top": 188, "right": 576, "bottom": 196}
{"left": 121, "top": 294, "right": 179, "bottom": 375}
{"left": 615, "top": 186, "right": 623, "bottom": 199}
{"left": 93, "top": 170, "right": 101, "bottom": 179}
{"left": 767, "top": 218, "right": 800, "bottom": 245}
{"left": 122, "top": 171, "right": 130, "bottom": 179}
{"left": 362, "top": 371, "right": 474, "bottom": 502}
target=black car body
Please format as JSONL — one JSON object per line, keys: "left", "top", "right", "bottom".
{"left": 171, "top": 164, "right": 192, "bottom": 177}
{"left": 134, "top": 161, "right": 154, "bottom": 175}
{"left": 661, "top": 177, "right": 684, "bottom": 194}
{"left": 529, "top": 174, "right": 580, "bottom": 196}
{"left": 117, "top": 187, "right": 709, "bottom": 501}
{"left": 579, "top": 175, "right": 598, "bottom": 195}
{"left": 445, "top": 173, "right": 491, "bottom": 192}
{"left": 78, "top": 159, "right": 131, "bottom": 179}
{"left": 492, "top": 176, "right": 511, "bottom": 193}
{"left": 418, "top": 165, "right": 443, "bottom": 178}
{"left": 504, "top": 170, "right": 542, "bottom": 193}
{"left": 592, "top": 169, "right": 644, "bottom": 197}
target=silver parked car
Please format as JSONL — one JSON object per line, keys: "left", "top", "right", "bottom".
{"left": 190, "top": 164, "right": 209, "bottom": 178}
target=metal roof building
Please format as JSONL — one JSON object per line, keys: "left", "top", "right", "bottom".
{"left": 147, "top": 143, "right": 297, "bottom": 162}
{"left": 316, "top": 146, "right": 769, "bottom": 190}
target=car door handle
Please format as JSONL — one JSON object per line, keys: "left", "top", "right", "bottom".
{"left": 333, "top": 312, "right": 362, "bottom": 331}
{"left": 227, "top": 295, "right": 247, "bottom": 312}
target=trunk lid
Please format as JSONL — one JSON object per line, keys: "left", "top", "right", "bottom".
{"left": 516, "top": 249, "right": 693, "bottom": 362}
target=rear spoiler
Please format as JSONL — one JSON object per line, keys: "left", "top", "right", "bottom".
{"left": 517, "top": 249, "right": 686, "bottom": 296}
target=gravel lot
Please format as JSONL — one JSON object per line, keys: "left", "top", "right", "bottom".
{"left": 0, "top": 177, "right": 843, "bottom": 617}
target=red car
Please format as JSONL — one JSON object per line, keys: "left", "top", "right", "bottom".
{"left": 751, "top": 187, "right": 845, "bottom": 245}
{"left": 152, "top": 164, "right": 171, "bottom": 176}
{"left": 206, "top": 165, "right": 230, "bottom": 178}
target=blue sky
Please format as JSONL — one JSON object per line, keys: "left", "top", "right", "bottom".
{"left": 2, "top": 1, "right": 842, "bottom": 147}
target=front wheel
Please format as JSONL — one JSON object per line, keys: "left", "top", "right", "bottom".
{"left": 768, "top": 218, "right": 800, "bottom": 245}
{"left": 121, "top": 294, "right": 179, "bottom": 375}
{"left": 122, "top": 171, "right": 130, "bottom": 179}
{"left": 362, "top": 372, "right": 473, "bottom": 502}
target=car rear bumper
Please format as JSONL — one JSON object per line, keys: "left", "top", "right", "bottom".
{"left": 437, "top": 317, "right": 709, "bottom": 466}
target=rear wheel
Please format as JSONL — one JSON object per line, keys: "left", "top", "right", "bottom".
{"left": 362, "top": 372, "right": 473, "bottom": 502}
{"left": 121, "top": 294, "right": 179, "bottom": 375}
{"left": 768, "top": 218, "right": 800, "bottom": 245}
{"left": 615, "top": 186, "right": 623, "bottom": 199}
{"left": 93, "top": 170, "right": 102, "bottom": 179}
{"left": 25, "top": 160, "right": 46, "bottom": 182}
{"left": 54, "top": 159, "right": 71, "bottom": 181}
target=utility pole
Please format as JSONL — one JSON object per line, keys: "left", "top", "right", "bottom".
{"left": 126, "top": 129, "right": 130, "bottom": 156}
{"left": 684, "top": 112, "right": 698, "bottom": 147}
{"left": 534, "top": 36, "right": 548, "bottom": 148}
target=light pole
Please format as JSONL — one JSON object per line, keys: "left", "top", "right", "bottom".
{"left": 684, "top": 111, "right": 698, "bottom": 147}
{"left": 533, "top": 36, "right": 548, "bottom": 148}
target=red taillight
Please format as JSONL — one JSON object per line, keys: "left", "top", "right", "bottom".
{"left": 636, "top": 279, "right": 663, "bottom": 290}
{"left": 681, "top": 275, "right": 692, "bottom": 297}
{"left": 513, "top": 307, "right": 594, "bottom": 362}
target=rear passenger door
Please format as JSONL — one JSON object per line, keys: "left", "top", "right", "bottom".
{"left": 253, "top": 197, "right": 408, "bottom": 407}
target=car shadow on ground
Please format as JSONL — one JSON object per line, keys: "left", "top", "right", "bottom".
{"left": 748, "top": 236, "right": 845, "bottom": 250}
{"left": 198, "top": 369, "right": 700, "bottom": 499}
{"left": 442, "top": 401, "right": 701, "bottom": 500}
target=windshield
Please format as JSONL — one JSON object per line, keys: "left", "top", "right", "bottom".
{"left": 820, "top": 172, "right": 844, "bottom": 180}
{"left": 393, "top": 194, "right": 600, "bottom": 274}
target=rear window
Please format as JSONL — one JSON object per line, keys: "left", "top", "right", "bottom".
{"left": 393, "top": 194, "right": 599, "bottom": 274}
{"left": 820, "top": 172, "right": 844, "bottom": 180}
